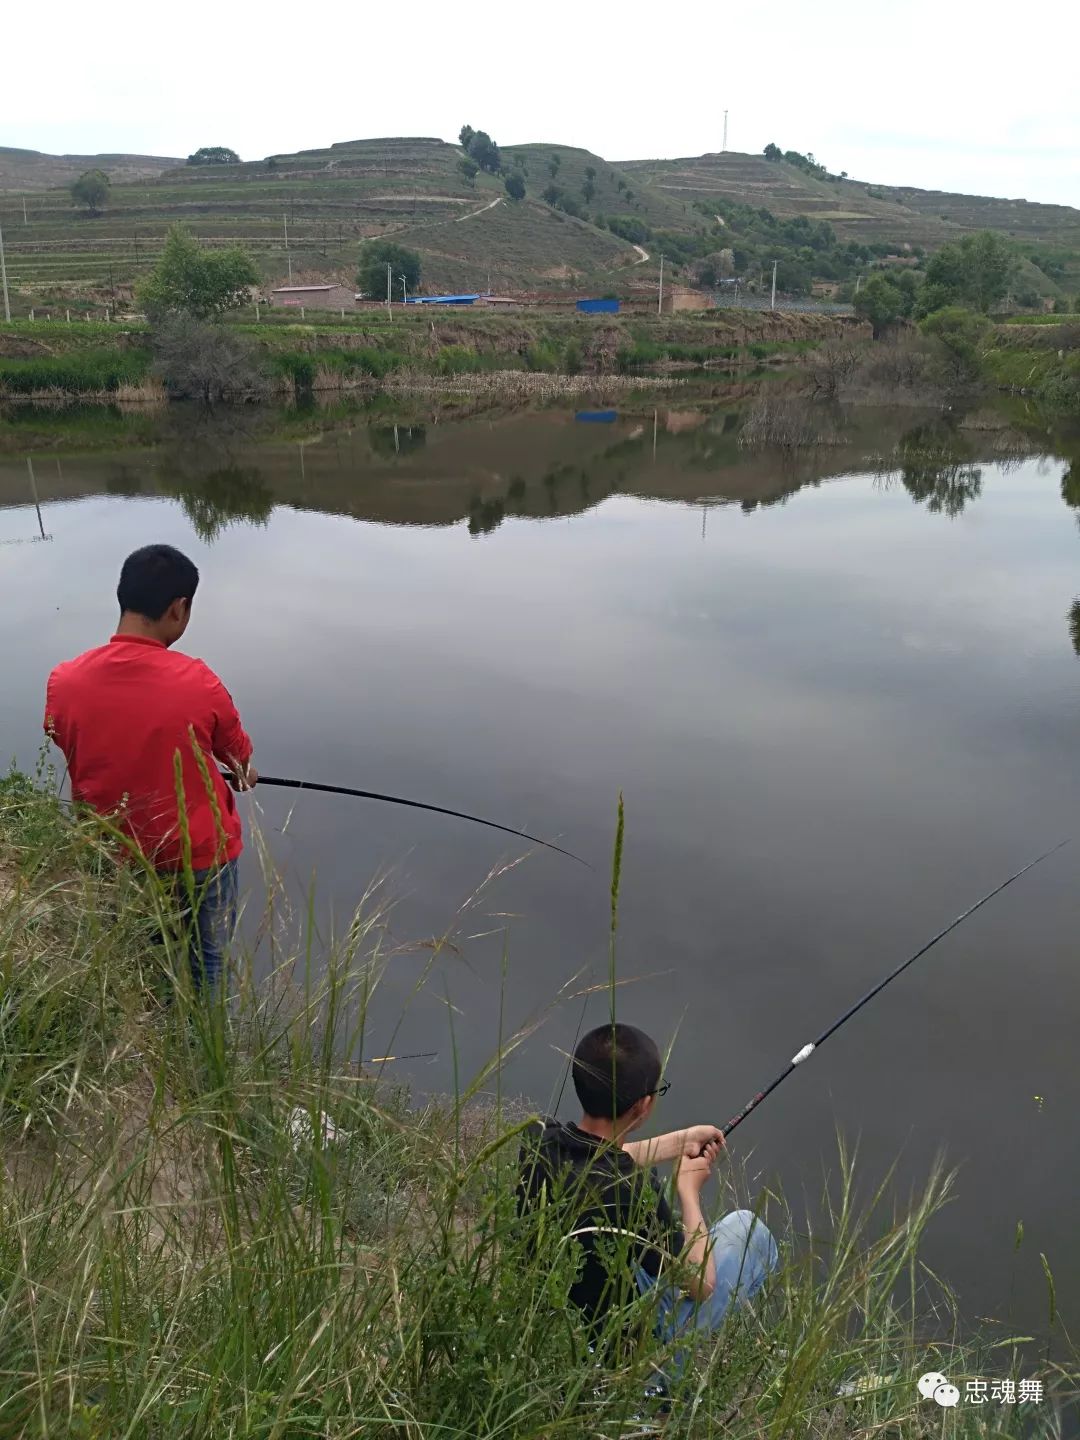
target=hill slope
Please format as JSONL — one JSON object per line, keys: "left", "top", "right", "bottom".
{"left": 0, "top": 146, "right": 182, "bottom": 190}
{"left": 0, "top": 135, "right": 1077, "bottom": 302}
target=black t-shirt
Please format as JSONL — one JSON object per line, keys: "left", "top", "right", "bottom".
{"left": 517, "top": 1118, "right": 684, "bottom": 1326}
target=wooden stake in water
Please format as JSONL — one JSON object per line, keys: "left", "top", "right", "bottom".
{"left": 27, "top": 458, "right": 45, "bottom": 539}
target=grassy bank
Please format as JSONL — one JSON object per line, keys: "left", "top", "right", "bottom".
{"left": 0, "top": 310, "right": 857, "bottom": 400}
{"left": 1, "top": 770, "right": 1076, "bottom": 1437}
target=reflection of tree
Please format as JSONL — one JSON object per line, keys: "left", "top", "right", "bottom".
{"left": 1068, "top": 600, "right": 1080, "bottom": 657}
{"left": 1061, "top": 462, "right": 1080, "bottom": 511}
{"left": 898, "top": 424, "right": 982, "bottom": 518}
{"left": 168, "top": 465, "right": 274, "bottom": 543}
{"left": 467, "top": 494, "right": 505, "bottom": 536}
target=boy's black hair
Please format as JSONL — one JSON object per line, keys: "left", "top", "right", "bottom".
{"left": 117, "top": 544, "right": 200, "bottom": 621}
{"left": 572, "top": 1024, "right": 662, "bottom": 1118}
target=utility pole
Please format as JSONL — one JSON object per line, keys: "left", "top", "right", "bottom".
{"left": 400, "top": 274, "right": 408, "bottom": 305}
{"left": 284, "top": 213, "right": 292, "bottom": 282}
{"left": 22, "top": 197, "right": 28, "bottom": 226}
{"left": 0, "top": 221, "right": 10, "bottom": 323}
{"left": 770, "top": 260, "right": 778, "bottom": 311}
{"left": 386, "top": 261, "right": 392, "bottom": 312}
{"left": 657, "top": 253, "right": 665, "bottom": 316}
{"left": 722, "top": 110, "right": 729, "bottom": 153}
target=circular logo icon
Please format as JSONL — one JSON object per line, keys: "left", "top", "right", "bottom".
{"left": 918, "top": 1372, "right": 949, "bottom": 1400}
{"left": 934, "top": 1383, "right": 961, "bottom": 1408}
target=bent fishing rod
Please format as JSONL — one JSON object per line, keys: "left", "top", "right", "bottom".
{"left": 246, "top": 773, "right": 590, "bottom": 868}
{"left": 721, "top": 839, "right": 1069, "bottom": 1139}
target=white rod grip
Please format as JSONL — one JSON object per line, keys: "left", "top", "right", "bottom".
{"left": 791, "top": 1043, "right": 815, "bottom": 1066}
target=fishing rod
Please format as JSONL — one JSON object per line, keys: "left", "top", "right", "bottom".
{"left": 248, "top": 773, "right": 591, "bottom": 868}
{"left": 721, "top": 839, "right": 1069, "bottom": 1139}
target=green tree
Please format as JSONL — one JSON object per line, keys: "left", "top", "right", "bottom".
{"left": 542, "top": 183, "right": 563, "bottom": 206}
{"left": 138, "top": 225, "right": 259, "bottom": 319}
{"left": 187, "top": 146, "right": 240, "bottom": 166}
{"left": 466, "top": 130, "right": 501, "bottom": 173}
{"left": 548, "top": 153, "right": 561, "bottom": 179}
{"left": 356, "top": 240, "right": 422, "bottom": 301}
{"left": 919, "top": 306, "right": 990, "bottom": 381}
{"left": 854, "top": 274, "right": 905, "bottom": 339}
{"left": 921, "top": 231, "right": 1017, "bottom": 314}
{"left": 504, "top": 172, "right": 526, "bottom": 201}
{"left": 458, "top": 157, "right": 479, "bottom": 183}
{"left": 70, "top": 169, "right": 110, "bottom": 215}
{"left": 763, "top": 142, "right": 783, "bottom": 161}
{"left": 459, "top": 125, "right": 475, "bottom": 150}
{"left": 582, "top": 177, "right": 595, "bottom": 203}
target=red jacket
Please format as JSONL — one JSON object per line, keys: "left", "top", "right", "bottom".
{"left": 45, "top": 634, "right": 253, "bottom": 871}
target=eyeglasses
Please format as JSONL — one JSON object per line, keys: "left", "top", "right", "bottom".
{"left": 648, "top": 1081, "right": 671, "bottom": 1099}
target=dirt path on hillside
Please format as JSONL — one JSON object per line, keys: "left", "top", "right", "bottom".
{"left": 632, "top": 244, "right": 649, "bottom": 263}
{"left": 456, "top": 196, "right": 502, "bottom": 223}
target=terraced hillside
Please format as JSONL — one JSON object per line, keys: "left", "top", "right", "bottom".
{"left": 619, "top": 152, "right": 953, "bottom": 245}
{"left": 1, "top": 134, "right": 1077, "bottom": 305}
{"left": 0, "top": 137, "right": 637, "bottom": 297}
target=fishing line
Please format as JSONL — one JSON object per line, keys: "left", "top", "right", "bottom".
{"left": 721, "top": 839, "right": 1070, "bottom": 1139}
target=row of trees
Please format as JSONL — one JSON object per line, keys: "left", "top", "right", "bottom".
{"left": 763, "top": 143, "right": 838, "bottom": 180}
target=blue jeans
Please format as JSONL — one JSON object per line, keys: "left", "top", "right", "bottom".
{"left": 185, "top": 859, "right": 239, "bottom": 995}
{"left": 637, "top": 1209, "right": 778, "bottom": 1357}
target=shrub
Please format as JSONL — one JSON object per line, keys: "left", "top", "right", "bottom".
{"left": 524, "top": 341, "right": 560, "bottom": 372}
{"left": 274, "top": 352, "right": 316, "bottom": 397}
{"left": 435, "top": 345, "right": 482, "bottom": 375}
{"left": 152, "top": 316, "right": 266, "bottom": 402}
{"left": 919, "top": 306, "right": 990, "bottom": 383}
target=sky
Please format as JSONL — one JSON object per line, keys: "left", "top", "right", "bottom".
{"left": 4, "top": 0, "right": 1079, "bottom": 208}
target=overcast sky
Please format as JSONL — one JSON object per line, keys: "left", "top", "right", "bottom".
{"left": 5, "top": 0, "right": 1078, "bottom": 208}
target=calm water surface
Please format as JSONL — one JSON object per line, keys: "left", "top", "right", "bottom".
{"left": 2, "top": 400, "right": 1079, "bottom": 1332}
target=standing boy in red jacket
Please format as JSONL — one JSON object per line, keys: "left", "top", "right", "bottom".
{"left": 45, "top": 544, "right": 257, "bottom": 993}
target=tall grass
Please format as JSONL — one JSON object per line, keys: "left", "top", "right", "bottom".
{"left": 0, "top": 352, "right": 151, "bottom": 397}
{"left": 0, "top": 770, "right": 1076, "bottom": 1438}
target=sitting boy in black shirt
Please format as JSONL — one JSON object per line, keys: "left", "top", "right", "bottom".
{"left": 518, "top": 1023, "right": 777, "bottom": 1347}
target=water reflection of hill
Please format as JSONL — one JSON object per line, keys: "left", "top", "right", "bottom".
{"left": 0, "top": 401, "right": 1054, "bottom": 541}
